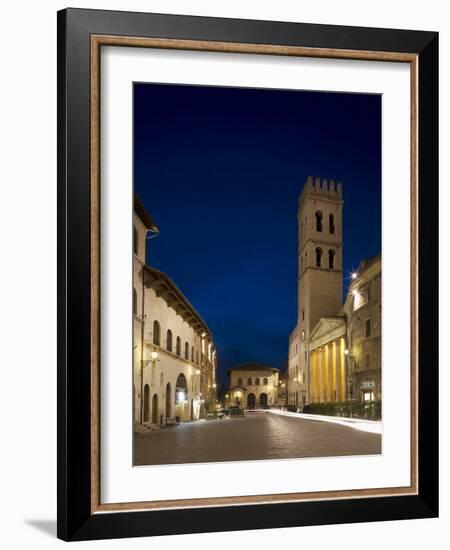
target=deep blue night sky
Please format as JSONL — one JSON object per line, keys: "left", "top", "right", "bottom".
{"left": 134, "top": 83, "right": 381, "bottom": 385}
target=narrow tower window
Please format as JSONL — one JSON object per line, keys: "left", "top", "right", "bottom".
{"left": 166, "top": 330, "right": 173, "bottom": 352}
{"left": 315, "top": 211, "right": 323, "bottom": 232}
{"left": 329, "top": 214, "right": 335, "bottom": 234}
{"left": 328, "top": 249, "right": 335, "bottom": 269}
{"left": 315, "top": 247, "right": 322, "bottom": 267}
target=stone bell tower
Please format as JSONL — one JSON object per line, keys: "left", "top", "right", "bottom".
{"left": 294, "top": 176, "right": 343, "bottom": 404}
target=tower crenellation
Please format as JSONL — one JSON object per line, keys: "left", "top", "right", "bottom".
{"left": 300, "top": 175, "right": 343, "bottom": 210}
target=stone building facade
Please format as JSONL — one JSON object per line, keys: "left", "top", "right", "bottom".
{"left": 344, "top": 256, "right": 382, "bottom": 402}
{"left": 228, "top": 364, "right": 280, "bottom": 409}
{"left": 133, "top": 196, "right": 217, "bottom": 427}
{"left": 288, "top": 176, "right": 381, "bottom": 412}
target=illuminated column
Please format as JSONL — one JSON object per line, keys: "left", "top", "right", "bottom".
{"left": 320, "top": 348, "right": 325, "bottom": 402}
{"left": 324, "top": 345, "right": 329, "bottom": 401}
{"left": 310, "top": 351, "right": 315, "bottom": 402}
{"left": 316, "top": 350, "right": 321, "bottom": 402}
{"left": 340, "top": 338, "right": 346, "bottom": 400}
{"left": 330, "top": 340, "right": 337, "bottom": 401}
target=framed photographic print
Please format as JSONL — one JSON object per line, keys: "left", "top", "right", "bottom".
{"left": 57, "top": 8, "right": 438, "bottom": 541}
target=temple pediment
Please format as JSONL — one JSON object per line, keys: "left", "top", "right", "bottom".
{"left": 309, "top": 317, "right": 346, "bottom": 350}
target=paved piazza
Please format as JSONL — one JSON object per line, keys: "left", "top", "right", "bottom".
{"left": 134, "top": 411, "right": 381, "bottom": 466}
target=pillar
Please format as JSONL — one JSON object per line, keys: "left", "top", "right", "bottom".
{"left": 324, "top": 345, "right": 329, "bottom": 401}
{"left": 332, "top": 341, "right": 337, "bottom": 402}
{"left": 340, "top": 338, "right": 346, "bottom": 400}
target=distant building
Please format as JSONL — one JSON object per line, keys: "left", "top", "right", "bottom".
{"left": 133, "top": 195, "right": 217, "bottom": 427}
{"left": 228, "top": 363, "right": 280, "bottom": 409}
{"left": 288, "top": 176, "right": 381, "bottom": 413}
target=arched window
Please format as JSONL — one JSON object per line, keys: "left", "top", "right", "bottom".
{"left": 191, "top": 346, "right": 194, "bottom": 362}
{"left": 329, "top": 214, "right": 335, "bottom": 234}
{"left": 315, "top": 247, "right": 323, "bottom": 267}
{"left": 133, "top": 226, "right": 139, "bottom": 255}
{"left": 247, "top": 377, "right": 252, "bottom": 385}
{"left": 176, "top": 336, "right": 181, "bottom": 356}
{"left": 153, "top": 320, "right": 160, "bottom": 346}
{"left": 196, "top": 350, "right": 199, "bottom": 364}
{"left": 133, "top": 288, "right": 137, "bottom": 316}
{"left": 237, "top": 377, "right": 243, "bottom": 386}
{"left": 185, "top": 342, "right": 189, "bottom": 359}
{"left": 263, "top": 377, "right": 268, "bottom": 385}
{"left": 315, "top": 211, "right": 323, "bottom": 232}
{"left": 166, "top": 330, "right": 173, "bottom": 352}
{"left": 328, "top": 249, "right": 336, "bottom": 269}
{"left": 255, "top": 377, "right": 260, "bottom": 385}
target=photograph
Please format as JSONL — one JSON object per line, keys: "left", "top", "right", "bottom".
{"left": 132, "top": 82, "right": 382, "bottom": 466}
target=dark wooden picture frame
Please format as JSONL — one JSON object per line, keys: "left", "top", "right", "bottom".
{"left": 57, "top": 8, "right": 438, "bottom": 541}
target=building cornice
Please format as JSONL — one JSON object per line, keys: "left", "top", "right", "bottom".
{"left": 144, "top": 265, "right": 213, "bottom": 339}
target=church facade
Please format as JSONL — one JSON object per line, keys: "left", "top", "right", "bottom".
{"left": 133, "top": 196, "right": 217, "bottom": 428}
{"left": 288, "top": 176, "right": 381, "bottom": 412}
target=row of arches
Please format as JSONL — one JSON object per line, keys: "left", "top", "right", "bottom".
{"left": 315, "top": 211, "right": 335, "bottom": 234}
{"left": 143, "top": 382, "right": 172, "bottom": 424}
{"left": 238, "top": 377, "right": 269, "bottom": 386}
{"left": 247, "top": 393, "right": 268, "bottom": 409}
{"left": 131, "top": 307, "right": 201, "bottom": 365}
{"left": 142, "top": 374, "right": 194, "bottom": 424}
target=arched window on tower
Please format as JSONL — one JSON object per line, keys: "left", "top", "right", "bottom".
{"left": 328, "top": 249, "right": 336, "bottom": 269}
{"left": 153, "top": 320, "right": 160, "bottom": 346}
{"left": 166, "top": 330, "right": 173, "bottom": 352}
{"left": 133, "top": 226, "right": 139, "bottom": 255}
{"left": 176, "top": 336, "right": 181, "bottom": 356}
{"left": 315, "top": 247, "right": 323, "bottom": 268}
{"left": 185, "top": 342, "right": 189, "bottom": 359}
{"left": 315, "top": 211, "right": 323, "bottom": 232}
{"left": 329, "top": 214, "right": 335, "bottom": 234}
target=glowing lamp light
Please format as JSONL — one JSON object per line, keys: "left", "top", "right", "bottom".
{"left": 213, "top": 383, "right": 217, "bottom": 389}
{"left": 151, "top": 351, "right": 159, "bottom": 360}
{"left": 344, "top": 349, "right": 350, "bottom": 356}
{"left": 195, "top": 369, "right": 201, "bottom": 375}
{"left": 351, "top": 272, "right": 358, "bottom": 280}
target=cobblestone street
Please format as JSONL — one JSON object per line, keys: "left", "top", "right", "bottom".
{"left": 134, "top": 411, "right": 381, "bottom": 466}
